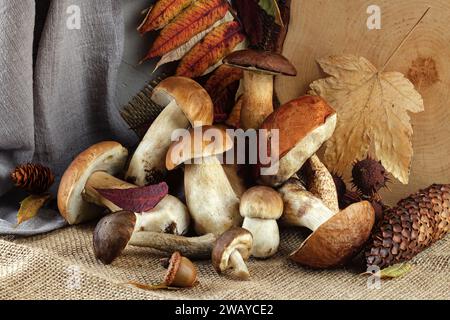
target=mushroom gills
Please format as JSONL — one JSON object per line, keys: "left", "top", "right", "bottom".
{"left": 184, "top": 155, "right": 242, "bottom": 235}
{"left": 126, "top": 100, "right": 190, "bottom": 186}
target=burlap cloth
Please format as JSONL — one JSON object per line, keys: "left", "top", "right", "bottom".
{"left": 1, "top": 225, "right": 448, "bottom": 300}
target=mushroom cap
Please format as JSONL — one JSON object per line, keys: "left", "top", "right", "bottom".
{"left": 261, "top": 96, "right": 336, "bottom": 159}
{"left": 93, "top": 210, "right": 136, "bottom": 265}
{"left": 240, "top": 186, "right": 283, "bottom": 219}
{"left": 212, "top": 227, "right": 253, "bottom": 273}
{"left": 290, "top": 201, "right": 375, "bottom": 269}
{"left": 224, "top": 49, "right": 297, "bottom": 76}
{"left": 152, "top": 76, "right": 214, "bottom": 126}
{"left": 166, "top": 125, "right": 234, "bottom": 170}
{"left": 57, "top": 141, "right": 128, "bottom": 225}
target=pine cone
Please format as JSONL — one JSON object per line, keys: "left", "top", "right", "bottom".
{"left": 10, "top": 163, "right": 55, "bottom": 194}
{"left": 366, "top": 184, "right": 450, "bottom": 268}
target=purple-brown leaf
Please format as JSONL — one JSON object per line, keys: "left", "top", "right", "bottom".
{"left": 96, "top": 182, "right": 169, "bottom": 213}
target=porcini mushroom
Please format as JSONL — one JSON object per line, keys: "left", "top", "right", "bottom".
{"left": 94, "top": 210, "right": 217, "bottom": 264}
{"left": 58, "top": 141, "right": 190, "bottom": 233}
{"left": 278, "top": 178, "right": 375, "bottom": 268}
{"left": 166, "top": 125, "right": 243, "bottom": 235}
{"left": 257, "top": 96, "right": 337, "bottom": 187}
{"left": 223, "top": 49, "right": 297, "bottom": 130}
{"left": 212, "top": 227, "right": 253, "bottom": 280}
{"left": 125, "top": 76, "right": 213, "bottom": 186}
{"left": 240, "top": 186, "right": 283, "bottom": 258}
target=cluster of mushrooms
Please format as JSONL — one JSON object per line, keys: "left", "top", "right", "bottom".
{"left": 57, "top": 50, "right": 375, "bottom": 282}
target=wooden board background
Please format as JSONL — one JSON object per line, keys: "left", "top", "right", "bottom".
{"left": 275, "top": 0, "right": 450, "bottom": 205}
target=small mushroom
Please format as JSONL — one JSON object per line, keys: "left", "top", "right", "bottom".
{"left": 240, "top": 186, "right": 283, "bottom": 258}
{"left": 58, "top": 141, "right": 189, "bottom": 233}
{"left": 166, "top": 125, "right": 243, "bottom": 235}
{"left": 257, "top": 96, "right": 337, "bottom": 187}
{"left": 94, "top": 210, "right": 217, "bottom": 264}
{"left": 224, "top": 49, "right": 297, "bottom": 130}
{"left": 212, "top": 227, "right": 253, "bottom": 280}
{"left": 278, "top": 178, "right": 375, "bottom": 268}
{"left": 125, "top": 76, "right": 213, "bottom": 186}
{"left": 129, "top": 251, "right": 198, "bottom": 290}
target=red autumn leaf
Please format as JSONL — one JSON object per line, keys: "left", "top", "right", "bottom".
{"left": 144, "top": 0, "right": 229, "bottom": 60}
{"left": 204, "top": 64, "right": 243, "bottom": 94}
{"left": 176, "top": 21, "right": 245, "bottom": 78}
{"left": 212, "top": 80, "right": 240, "bottom": 123}
{"left": 138, "top": 0, "right": 194, "bottom": 35}
{"left": 96, "top": 182, "right": 169, "bottom": 213}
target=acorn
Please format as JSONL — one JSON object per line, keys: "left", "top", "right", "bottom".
{"left": 352, "top": 157, "right": 389, "bottom": 196}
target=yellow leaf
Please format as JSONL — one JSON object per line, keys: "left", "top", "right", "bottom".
{"left": 310, "top": 55, "right": 424, "bottom": 184}
{"left": 380, "top": 263, "right": 413, "bottom": 279}
{"left": 17, "top": 194, "right": 51, "bottom": 226}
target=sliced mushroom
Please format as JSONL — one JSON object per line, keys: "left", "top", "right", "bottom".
{"left": 94, "top": 210, "right": 217, "bottom": 264}
{"left": 257, "top": 96, "right": 337, "bottom": 187}
{"left": 125, "top": 77, "right": 213, "bottom": 186}
{"left": 212, "top": 227, "right": 253, "bottom": 280}
{"left": 224, "top": 49, "right": 297, "bottom": 130}
{"left": 166, "top": 125, "right": 243, "bottom": 236}
{"left": 278, "top": 178, "right": 375, "bottom": 268}
{"left": 240, "top": 186, "right": 283, "bottom": 258}
{"left": 58, "top": 141, "right": 189, "bottom": 233}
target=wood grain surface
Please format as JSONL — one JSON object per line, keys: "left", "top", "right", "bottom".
{"left": 276, "top": 0, "right": 450, "bottom": 204}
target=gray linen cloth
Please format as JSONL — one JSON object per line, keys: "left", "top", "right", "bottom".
{"left": 0, "top": 0, "right": 135, "bottom": 235}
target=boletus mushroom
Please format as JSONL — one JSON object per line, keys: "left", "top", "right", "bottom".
{"left": 212, "top": 227, "right": 253, "bottom": 280}
{"left": 240, "top": 186, "right": 283, "bottom": 258}
{"left": 166, "top": 125, "right": 244, "bottom": 236}
{"left": 125, "top": 76, "right": 213, "bottom": 186}
{"left": 94, "top": 210, "right": 217, "bottom": 264}
{"left": 256, "top": 96, "right": 337, "bottom": 187}
{"left": 57, "top": 141, "right": 189, "bottom": 233}
{"left": 223, "top": 49, "right": 297, "bottom": 130}
{"left": 278, "top": 178, "right": 375, "bottom": 269}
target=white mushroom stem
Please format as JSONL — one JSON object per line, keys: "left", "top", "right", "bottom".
{"left": 240, "top": 71, "right": 274, "bottom": 130}
{"left": 242, "top": 218, "right": 279, "bottom": 258}
{"left": 83, "top": 171, "right": 190, "bottom": 235}
{"left": 129, "top": 232, "right": 217, "bottom": 259}
{"left": 279, "top": 179, "right": 335, "bottom": 231}
{"left": 184, "top": 155, "right": 242, "bottom": 235}
{"left": 126, "top": 100, "right": 190, "bottom": 186}
{"left": 229, "top": 250, "right": 250, "bottom": 280}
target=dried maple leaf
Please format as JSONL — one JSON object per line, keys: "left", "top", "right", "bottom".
{"left": 137, "top": 0, "right": 194, "bottom": 35}
{"left": 17, "top": 193, "right": 51, "bottom": 226}
{"left": 96, "top": 182, "right": 169, "bottom": 213}
{"left": 143, "top": 0, "right": 229, "bottom": 60}
{"left": 176, "top": 21, "right": 245, "bottom": 78}
{"left": 310, "top": 55, "right": 424, "bottom": 184}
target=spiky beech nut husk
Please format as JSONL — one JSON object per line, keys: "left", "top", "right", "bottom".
{"left": 366, "top": 184, "right": 450, "bottom": 268}
{"left": 341, "top": 190, "right": 362, "bottom": 209}
{"left": 10, "top": 163, "right": 55, "bottom": 194}
{"left": 331, "top": 173, "right": 347, "bottom": 208}
{"left": 352, "top": 158, "right": 389, "bottom": 196}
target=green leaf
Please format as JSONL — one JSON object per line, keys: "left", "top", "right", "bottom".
{"left": 16, "top": 193, "right": 51, "bottom": 226}
{"left": 380, "top": 263, "right": 413, "bottom": 279}
{"left": 258, "top": 0, "right": 284, "bottom": 27}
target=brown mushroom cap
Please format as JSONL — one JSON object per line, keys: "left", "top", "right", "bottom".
{"left": 166, "top": 125, "right": 234, "bottom": 170}
{"left": 224, "top": 49, "right": 297, "bottom": 76}
{"left": 57, "top": 141, "right": 128, "bottom": 225}
{"left": 93, "top": 210, "right": 137, "bottom": 265}
{"left": 152, "top": 76, "right": 214, "bottom": 126}
{"left": 261, "top": 96, "right": 336, "bottom": 159}
{"left": 240, "top": 186, "right": 283, "bottom": 220}
{"left": 290, "top": 201, "right": 375, "bottom": 269}
{"left": 212, "top": 227, "right": 253, "bottom": 273}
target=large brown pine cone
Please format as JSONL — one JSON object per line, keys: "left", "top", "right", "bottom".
{"left": 366, "top": 184, "right": 450, "bottom": 268}
{"left": 10, "top": 163, "right": 55, "bottom": 194}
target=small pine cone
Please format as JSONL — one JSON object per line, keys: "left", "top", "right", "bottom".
{"left": 10, "top": 163, "right": 55, "bottom": 194}
{"left": 365, "top": 184, "right": 450, "bottom": 268}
